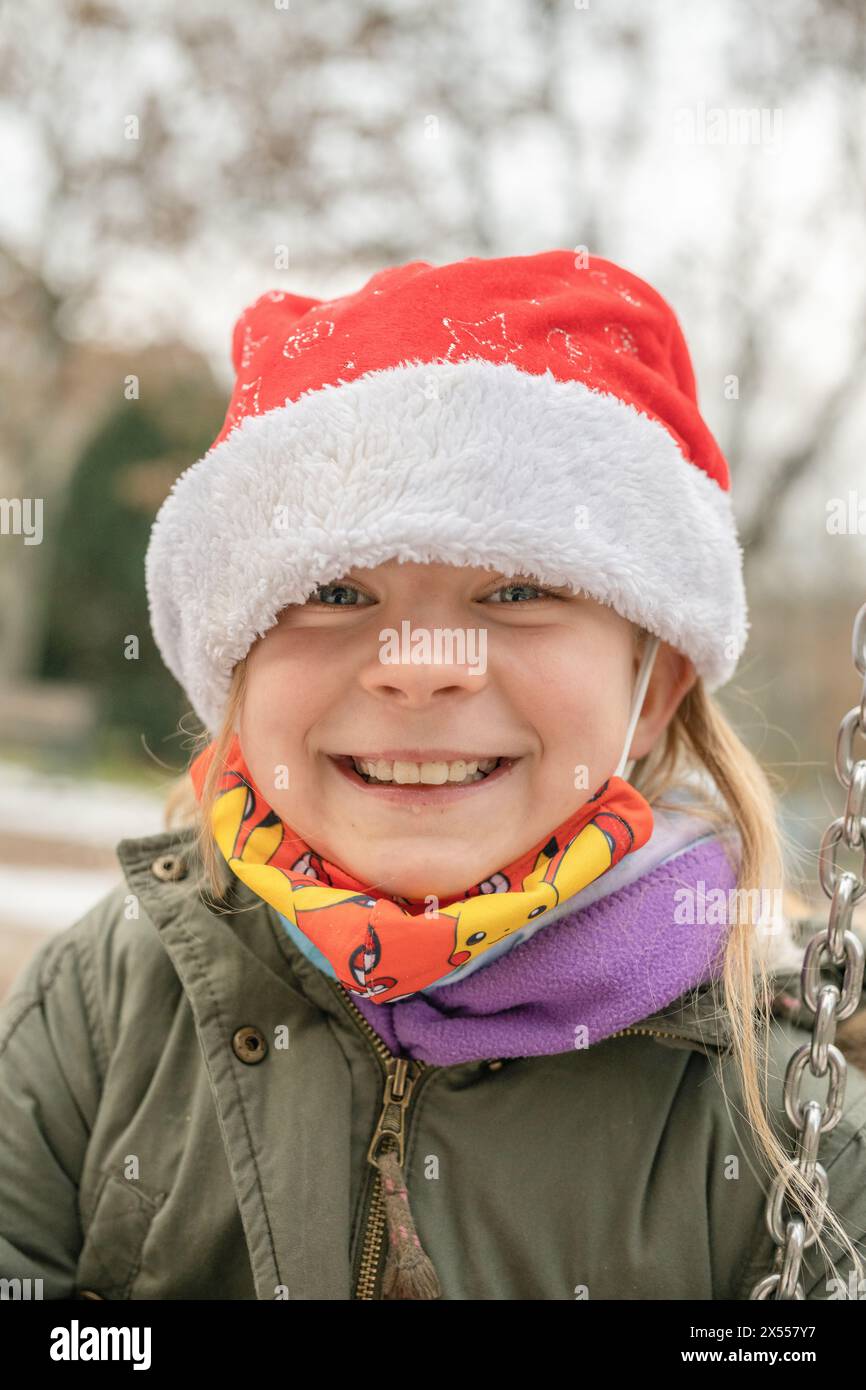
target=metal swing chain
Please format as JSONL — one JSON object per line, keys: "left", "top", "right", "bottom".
{"left": 750, "top": 601, "right": 866, "bottom": 1300}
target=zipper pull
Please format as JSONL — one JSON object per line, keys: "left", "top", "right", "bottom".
{"left": 366, "top": 1056, "right": 442, "bottom": 1299}
{"left": 366, "top": 1056, "right": 417, "bottom": 1168}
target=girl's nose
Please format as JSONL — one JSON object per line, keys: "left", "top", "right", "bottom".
{"left": 355, "top": 622, "right": 490, "bottom": 705}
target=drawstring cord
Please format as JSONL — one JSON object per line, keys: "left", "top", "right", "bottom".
{"left": 615, "top": 634, "right": 661, "bottom": 782}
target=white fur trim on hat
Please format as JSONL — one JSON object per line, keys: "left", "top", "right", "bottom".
{"left": 145, "top": 358, "right": 749, "bottom": 733}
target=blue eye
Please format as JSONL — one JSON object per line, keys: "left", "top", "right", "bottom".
{"left": 486, "top": 581, "right": 554, "bottom": 603}
{"left": 309, "top": 582, "right": 370, "bottom": 606}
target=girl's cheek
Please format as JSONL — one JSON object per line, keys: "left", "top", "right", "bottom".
{"left": 241, "top": 679, "right": 336, "bottom": 780}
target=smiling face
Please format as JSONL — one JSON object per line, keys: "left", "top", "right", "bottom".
{"left": 237, "top": 560, "right": 696, "bottom": 900}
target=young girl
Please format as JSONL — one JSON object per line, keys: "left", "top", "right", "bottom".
{"left": 2, "top": 250, "right": 865, "bottom": 1302}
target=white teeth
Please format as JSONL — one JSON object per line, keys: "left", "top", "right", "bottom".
{"left": 350, "top": 756, "right": 502, "bottom": 785}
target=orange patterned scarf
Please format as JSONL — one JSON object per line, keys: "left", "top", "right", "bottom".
{"left": 190, "top": 735, "right": 654, "bottom": 1004}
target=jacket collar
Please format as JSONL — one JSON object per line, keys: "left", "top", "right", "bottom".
{"left": 115, "top": 824, "right": 366, "bottom": 1040}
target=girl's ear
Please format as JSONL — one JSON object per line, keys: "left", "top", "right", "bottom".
{"left": 628, "top": 643, "right": 697, "bottom": 762}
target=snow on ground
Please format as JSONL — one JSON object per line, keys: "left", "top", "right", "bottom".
{"left": 0, "top": 760, "right": 168, "bottom": 934}
{"left": 0, "top": 865, "right": 126, "bottom": 931}
{"left": 0, "top": 759, "right": 167, "bottom": 846}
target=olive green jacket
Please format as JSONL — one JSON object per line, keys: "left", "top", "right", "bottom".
{"left": 1, "top": 826, "right": 865, "bottom": 1301}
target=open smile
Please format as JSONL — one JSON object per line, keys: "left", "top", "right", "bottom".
{"left": 327, "top": 753, "right": 521, "bottom": 804}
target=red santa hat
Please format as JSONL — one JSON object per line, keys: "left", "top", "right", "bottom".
{"left": 146, "top": 249, "right": 748, "bottom": 734}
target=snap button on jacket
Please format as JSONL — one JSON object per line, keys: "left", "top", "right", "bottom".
{"left": 232, "top": 1026, "right": 268, "bottom": 1064}
{"left": 1, "top": 826, "right": 866, "bottom": 1301}
{"left": 150, "top": 853, "right": 188, "bottom": 882}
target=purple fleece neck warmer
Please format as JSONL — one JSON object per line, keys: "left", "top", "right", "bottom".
{"left": 351, "top": 833, "right": 738, "bottom": 1065}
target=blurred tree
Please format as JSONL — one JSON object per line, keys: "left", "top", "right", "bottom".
{"left": 33, "top": 371, "right": 224, "bottom": 759}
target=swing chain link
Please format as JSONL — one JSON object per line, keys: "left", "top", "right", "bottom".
{"left": 750, "top": 602, "right": 866, "bottom": 1300}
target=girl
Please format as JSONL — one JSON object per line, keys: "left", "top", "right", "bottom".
{"left": 1, "top": 250, "right": 865, "bottom": 1302}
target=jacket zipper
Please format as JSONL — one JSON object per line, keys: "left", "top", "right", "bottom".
{"left": 328, "top": 985, "right": 724, "bottom": 1294}
{"left": 325, "top": 978, "right": 438, "bottom": 1299}
{"left": 357, "top": 1055, "right": 427, "bottom": 1298}
{"left": 607, "top": 1024, "right": 726, "bottom": 1050}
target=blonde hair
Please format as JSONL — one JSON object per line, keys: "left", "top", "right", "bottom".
{"left": 162, "top": 628, "right": 863, "bottom": 1293}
